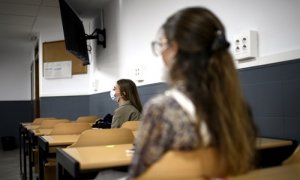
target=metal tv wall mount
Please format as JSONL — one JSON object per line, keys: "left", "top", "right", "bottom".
{"left": 86, "top": 28, "right": 106, "bottom": 48}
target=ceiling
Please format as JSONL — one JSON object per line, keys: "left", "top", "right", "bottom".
{"left": 0, "top": 0, "right": 108, "bottom": 55}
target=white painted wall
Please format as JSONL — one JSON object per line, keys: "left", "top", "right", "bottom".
{"left": 0, "top": 40, "right": 34, "bottom": 100}
{"left": 1, "top": 0, "right": 300, "bottom": 100}
{"left": 90, "top": 0, "right": 122, "bottom": 93}
{"left": 102, "top": 0, "right": 300, "bottom": 90}
{"left": 91, "top": 0, "right": 300, "bottom": 93}
{"left": 34, "top": 6, "right": 93, "bottom": 97}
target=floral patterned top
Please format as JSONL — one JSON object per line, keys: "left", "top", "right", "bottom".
{"left": 128, "top": 88, "right": 211, "bottom": 178}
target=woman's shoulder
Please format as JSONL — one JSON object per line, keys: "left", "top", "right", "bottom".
{"left": 118, "top": 102, "right": 138, "bottom": 111}
{"left": 144, "top": 93, "right": 178, "bottom": 113}
{"left": 147, "top": 93, "right": 174, "bottom": 106}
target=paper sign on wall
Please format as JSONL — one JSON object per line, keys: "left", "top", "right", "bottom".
{"left": 44, "top": 61, "right": 72, "bottom": 79}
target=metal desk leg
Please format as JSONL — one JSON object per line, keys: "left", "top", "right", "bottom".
{"left": 23, "top": 129, "right": 28, "bottom": 180}
{"left": 19, "top": 125, "right": 26, "bottom": 180}
{"left": 38, "top": 143, "right": 45, "bottom": 180}
{"left": 28, "top": 133, "right": 33, "bottom": 180}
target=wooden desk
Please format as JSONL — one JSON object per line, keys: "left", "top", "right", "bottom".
{"left": 55, "top": 137, "right": 294, "bottom": 180}
{"left": 229, "top": 163, "right": 300, "bottom": 180}
{"left": 24, "top": 125, "right": 40, "bottom": 130}
{"left": 30, "top": 128, "right": 53, "bottom": 136}
{"left": 39, "top": 135, "right": 79, "bottom": 153}
{"left": 26, "top": 128, "right": 55, "bottom": 180}
{"left": 22, "top": 122, "right": 33, "bottom": 126}
{"left": 56, "top": 144, "right": 133, "bottom": 179}
{"left": 256, "top": 137, "right": 293, "bottom": 149}
{"left": 19, "top": 123, "right": 41, "bottom": 180}
{"left": 19, "top": 123, "right": 29, "bottom": 180}
{"left": 256, "top": 137, "right": 295, "bottom": 168}
{"left": 38, "top": 135, "right": 80, "bottom": 180}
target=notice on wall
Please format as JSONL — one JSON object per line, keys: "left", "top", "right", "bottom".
{"left": 44, "top": 61, "right": 72, "bottom": 79}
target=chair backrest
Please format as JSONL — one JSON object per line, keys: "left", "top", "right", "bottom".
{"left": 32, "top": 117, "right": 56, "bottom": 125}
{"left": 282, "top": 145, "right": 300, "bottom": 165}
{"left": 76, "top": 116, "right": 100, "bottom": 123}
{"left": 49, "top": 122, "right": 92, "bottom": 135}
{"left": 136, "top": 147, "right": 224, "bottom": 180}
{"left": 38, "top": 119, "right": 70, "bottom": 129}
{"left": 121, "top": 120, "right": 140, "bottom": 131}
{"left": 68, "top": 128, "right": 134, "bottom": 148}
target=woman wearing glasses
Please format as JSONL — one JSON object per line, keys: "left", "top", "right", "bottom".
{"left": 128, "top": 7, "right": 257, "bottom": 179}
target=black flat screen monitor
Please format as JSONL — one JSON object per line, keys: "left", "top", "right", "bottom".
{"left": 59, "top": 0, "right": 89, "bottom": 65}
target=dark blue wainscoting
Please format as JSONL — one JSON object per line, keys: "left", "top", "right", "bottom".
{"left": 3, "top": 59, "right": 299, "bottom": 149}
{"left": 40, "top": 95, "right": 90, "bottom": 120}
{"left": 40, "top": 59, "right": 300, "bottom": 143}
{"left": 0, "top": 101, "right": 33, "bottom": 147}
{"left": 41, "top": 82, "right": 168, "bottom": 120}
{"left": 89, "top": 82, "right": 168, "bottom": 117}
{"left": 239, "top": 59, "right": 300, "bottom": 143}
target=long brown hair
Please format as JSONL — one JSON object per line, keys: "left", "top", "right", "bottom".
{"left": 162, "top": 7, "right": 256, "bottom": 175}
{"left": 117, "top": 79, "right": 143, "bottom": 112}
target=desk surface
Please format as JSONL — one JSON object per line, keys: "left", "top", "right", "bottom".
{"left": 57, "top": 137, "right": 292, "bottom": 169}
{"left": 30, "top": 128, "right": 53, "bottom": 136}
{"left": 22, "top": 122, "right": 33, "bottom": 126}
{"left": 56, "top": 137, "right": 294, "bottom": 179}
{"left": 41, "top": 135, "right": 80, "bottom": 146}
{"left": 256, "top": 137, "right": 293, "bottom": 149}
{"left": 24, "top": 125, "right": 40, "bottom": 130}
{"left": 229, "top": 163, "right": 300, "bottom": 180}
{"left": 61, "top": 144, "right": 133, "bottom": 170}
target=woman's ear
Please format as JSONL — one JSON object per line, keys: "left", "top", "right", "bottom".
{"left": 169, "top": 41, "right": 178, "bottom": 58}
{"left": 163, "top": 41, "right": 178, "bottom": 66}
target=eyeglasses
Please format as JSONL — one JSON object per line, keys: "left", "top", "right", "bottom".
{"left": 151, "top": 40, "right": 168, "bottom": 56}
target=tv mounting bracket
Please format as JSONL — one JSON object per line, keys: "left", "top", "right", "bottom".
{"left": 85, "top": 28, "right": 106, "bottom": 48}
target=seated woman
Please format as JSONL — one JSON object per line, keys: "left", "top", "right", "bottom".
{"left": 110, "top": 79, "right": 142, "bottom": 128}
{"left": 128, "top": 7, "right": 257, "bottom": 179}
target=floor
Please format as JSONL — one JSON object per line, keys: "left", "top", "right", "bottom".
{"left": 0, "top": 147, "right": 125, "bottom": 180}
{"left": 0, "top": 148, "right": 21, "bottom": 180}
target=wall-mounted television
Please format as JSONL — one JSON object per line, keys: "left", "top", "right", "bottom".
{"left": 59, "top": 0, "right": 90, "bottom": 66}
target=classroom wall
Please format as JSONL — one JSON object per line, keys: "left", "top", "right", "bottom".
{"left": 91, "top": 0, "right": 300, "bottom": 93}
{"left": 1, "top": 0, "right": 300, "bottom": 145}
{"left": 40, "top": 82, "right": 167, "bottom": 120}
{"left": 0, "top": 40, "right": 34, "bottom": 143}
{"left": 1, "top": 0, "right": 299, "bottom": 99}
{"left": 5, "top": 0, "right": 296, "bottom": 98}
{"left": 0, "top": 41, "right": 34, "bottom": 101}
{"left": 239, "top": 58, "right": 300, "bottom": 142}
{"left": 89, "top": 0, "right": 122, "bottom": 93}
{"left": 34, "top": 5, "right": 93, "bottom": 97}
{"left": 89, "top": 82, "right": 168, "bottom": 116}
{"left": 40, "top": 58, "right": 300, "bottom": 143}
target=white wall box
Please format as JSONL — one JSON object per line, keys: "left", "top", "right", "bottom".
{"left": 233, "top": 30, "right": 258, "bottom": 61}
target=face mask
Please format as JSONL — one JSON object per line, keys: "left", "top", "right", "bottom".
{"left": 110, "top": 90, "right": 116, "bottom": 101}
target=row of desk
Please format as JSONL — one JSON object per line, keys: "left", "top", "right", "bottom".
{"left": 19, "top": 122, "right": 298, "bottom": 180}
{"left": 230, "top": 162, "right": 300, "bottom": 180}
{"left": 55, "top": 137, "right": 296, "bottom": 179}
{"left": 19, "top": 122, "right": 133, "bottom": 180}
{"left": 19, "top": 123, "right": 40, "bottom": 180}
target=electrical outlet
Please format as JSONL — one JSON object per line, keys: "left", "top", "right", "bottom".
{"left": 233, "top": 30, "right": 258, "bottom": 60}
{"left": 134, "top": 67, "right": 144, "bottom": 83}
{"left": 134, "top": 68, "right": 139, "bottom": 77}
{"left": 92, "top": 80, "right": 98, "bottom": 91}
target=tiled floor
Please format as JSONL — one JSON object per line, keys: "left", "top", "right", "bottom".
{"left": 0, "top": 148, "right": 20, "bottom": 180}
